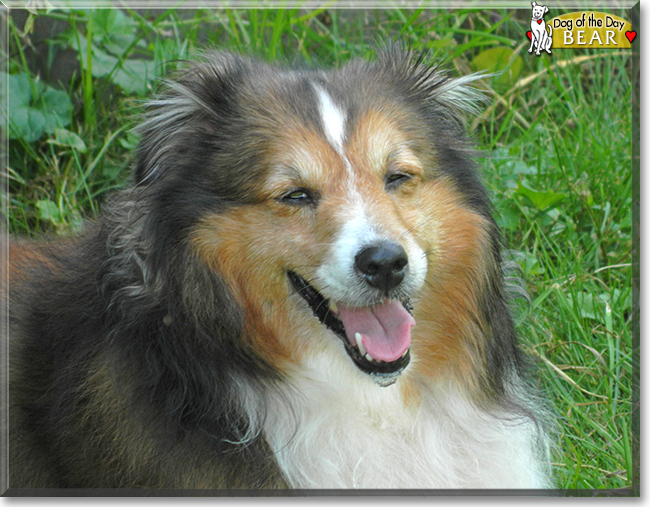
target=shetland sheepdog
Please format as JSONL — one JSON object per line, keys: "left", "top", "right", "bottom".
{"left": 7, "top": 48, "right": 554, "bottom": 490}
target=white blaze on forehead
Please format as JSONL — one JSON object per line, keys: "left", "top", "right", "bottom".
{"left": 316, "top": 87, "right": 347, "bottom": 154}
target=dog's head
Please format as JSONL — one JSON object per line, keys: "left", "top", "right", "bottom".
{"left": 531, "top": 2, "right": 549, "bottom": 20}
{"left": 133, "top": 49, "right": 500, "bottom": 387}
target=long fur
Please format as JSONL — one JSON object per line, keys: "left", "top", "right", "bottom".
{"left": 8, "top": 48, "right": 554, "bottom": 490}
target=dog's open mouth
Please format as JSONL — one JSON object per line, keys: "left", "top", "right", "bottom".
{"left": 287, "top": 271, "right": 414, "bottom": 386}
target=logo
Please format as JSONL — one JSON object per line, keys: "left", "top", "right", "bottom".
{"left": 526, "top": 4, "right": 636, "bottom": 52}
{"left": 527, "top": 2, "right": 553, "bottom": 56}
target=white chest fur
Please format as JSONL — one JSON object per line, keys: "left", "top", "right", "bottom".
{"left": 263, "top": 354, "right": 552, "bottom": 489}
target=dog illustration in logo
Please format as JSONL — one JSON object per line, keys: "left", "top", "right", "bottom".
{"left": 528, "top": 1, "right": 553, "bottom": 55}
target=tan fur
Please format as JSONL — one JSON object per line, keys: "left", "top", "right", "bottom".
{"left": 191, "top": 107, "right": 490, "bottom": 395}
{"left": 408, "top": 178, "right": 493, "bottom": 392}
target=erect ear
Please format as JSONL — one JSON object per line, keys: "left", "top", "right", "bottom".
{"left": 133, "top": 51, "right": 250, "bottom": 185}
{"left": 544, "top": 6, "right": 548, "bottom": 14}
{"left": 376, "top": 46, "right": 486, "bottom": 124}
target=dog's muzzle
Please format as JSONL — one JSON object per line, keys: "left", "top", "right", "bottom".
{"left": 288, "top": 240, "right": 417, "bottom": 387}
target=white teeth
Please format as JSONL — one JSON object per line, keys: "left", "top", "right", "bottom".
{"left": 355, "top": 332, "right": 367, "bottom": 356}
{"left": 354, "top": 334, "right": 411, "bottom": 365}
{"left": 329, "top": 301, "right": 338, "bottom": 314}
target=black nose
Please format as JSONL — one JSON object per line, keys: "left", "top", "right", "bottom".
{"left": 355, "top": 241, "right": 408, "bottom": 293}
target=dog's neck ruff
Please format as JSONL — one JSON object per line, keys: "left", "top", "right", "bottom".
{"left": 262, "top": 366, "right": 552, "bottom": 489}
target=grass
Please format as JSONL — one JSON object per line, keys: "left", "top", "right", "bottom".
{"left": 4, "top": 6, "right": 636, "bottom": 493}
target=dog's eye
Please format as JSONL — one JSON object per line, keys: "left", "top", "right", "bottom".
{"left": 385, "top": 172, "right": 413, "bottom": 189}
{"left": 280, "top": 188, "right": 317, "bottom": 206}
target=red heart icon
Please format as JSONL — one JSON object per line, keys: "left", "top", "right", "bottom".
{"left": 527, "top": 31, "right": 532, "bottom": 40}
{"left": 625, "top": 31, "right": 637, "bottom": 43}
{"left": 537, "top": 19, "right": 542, "bottom": 24}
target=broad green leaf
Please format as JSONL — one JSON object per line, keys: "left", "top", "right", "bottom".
{"left": 510, "top": 161, "right": 538, "bottom": 175}
{"left": 38, "top": 88, "right": 73, "bottom": 133}
{"left": 49, "top": 128, "right": 87, "bottom": 153}
{"left": 113, "top": 59, "right": 153, "bottom": 96}
{"left": 36, "top": 199, "right": 61, "bottom": 223}
{"left": 598, "top": 289, "right": 632, "bottom": 312}
{"left": 90, "top": 45, "right": 120, "bottom": 77}
{"left": 9, "top": 105, "right": 46, "bottom": 142}
{"left": 89, "top": 46, "right": 153, "bottom": 95}
{"left": 59, "top": 27, "right": 88, "bottom": 54}
{"left": 103, "top": 35, "right": 142, "bottom": 58}
{"left": 4, "top": 72, "right": 32, "bottom": 108}
{"left": 495, "top": 200, "right": 521, "bottom": 231}
{"left": 517, "top": 251, "right": 546, "bottom": 276}
{"left": 4, "top": 72, "right": 71, "bottom": 142}
{"left": 118, "top": 130, "right": 140, "bottom": 150}
{"left": 90, "top": 9, "right": 136, "bottom": 41}
{"left": 568, "top": 291, "right": 599, "bottom": 321}
{"left": 90, "top": 10, "right": 139, "bottom": 57}
{"left": 470, "top": 46, "right": 523, "bottom": 90}
{"left": 516, "top": 181, "right": 565, "bottom": 211}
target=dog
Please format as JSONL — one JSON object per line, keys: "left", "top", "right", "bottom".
{"left": 528, "top": 1, "right": 553, "bottom": 55}
{"left": 7, "top": 48, "right": 554, "bottom": 490}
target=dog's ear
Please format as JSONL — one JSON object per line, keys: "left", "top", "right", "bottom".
{"left": 544, "top": 6, "right": 548, "bottom": 14}
{"left": 376, "top": 46, "right": 486, "bottom": 124}
{"left": 133, "top": 51, "right": 249, "bottom": 185}
{"left": 531, "top": 1, "right": 536, "bottom": 7}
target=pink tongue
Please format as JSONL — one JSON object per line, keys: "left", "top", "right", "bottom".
{"left": 337, "top": 301, "right": 415, "bottom": 362}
